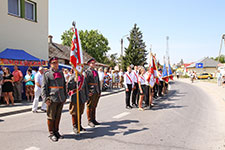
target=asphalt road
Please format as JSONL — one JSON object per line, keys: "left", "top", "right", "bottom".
{"left": 1, "top": 81, "right": 225, "bottom": 150}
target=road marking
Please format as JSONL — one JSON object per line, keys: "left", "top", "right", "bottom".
{"left": 113, "top": 112, "right": 130, "bottom": 119}
{"left": 24, "top": 147, "right": 40, "bottom": 150}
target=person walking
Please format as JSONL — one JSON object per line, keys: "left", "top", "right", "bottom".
{"left": 2, "top": 67, "right": 14, "bottom": 105}
{"left": 217, "top": 70, "right": 222, "bottom": 86}
{"left": 138, "top": 67, "right": 146, "bottom": 111}
{"left": 124, "top": 66, "right": 134, "bottom": 109}
{"left": 67, "top": 69, "right": 90, "bottom": 134}
{"left": 12, "top": 65, "right": 23, "bottom": 102}
{"left": 98, "top": 67, "right": 104, "bottom": 91}
{"left": 131, "top": 66, "right": 139, "bottom": 108}
{"left": 32, "top": 67, "right": 46, "bottom": 113}
{"left": 41, "top": 57, "right": 67, "bottom": 142}
{"left": 119, "top": 69, "right": 124, "bottom": 88}
{"left": 85, "top": 58, "right": 101, "bottom": 128}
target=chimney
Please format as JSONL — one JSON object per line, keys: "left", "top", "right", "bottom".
{"left": 48, "top": 35, "right": 53, "bottom": 43}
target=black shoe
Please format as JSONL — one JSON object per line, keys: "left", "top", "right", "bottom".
{"left": 41, "top": 109, "right": 47, "bottom": 112}
{"left": 88, "top": 121, "right": 95, "bottom": 127}
{"left": 132, "top": 104, "right": 138, "bottom": 108}
{"left": 80, "top": 125, "right": 86, "bottom": 131}
{"left": 93, "top": 120, "right": 100, "bottom": 125}
{"left": 49, "top": 134, "right": 58, "bottom": 142}
{"left": 126, "top": 106, "right": 132, "bottom": 109}
{"left": 54, "top": 131, "right": 64, "bottom": 139}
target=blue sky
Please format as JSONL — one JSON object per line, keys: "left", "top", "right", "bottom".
{"left": 49, "top": 0, "right": 225, "bottom": 65}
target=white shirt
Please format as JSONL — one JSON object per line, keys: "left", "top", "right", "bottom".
{"left": 98, "top": 71, "right": 104, "bottom": 81}
{"left": 124, "top": 71, "right": 134, "bottom": 88}
{"left": 119, "top": 71, "right": 124, "bottom": 77}
{"left": 138, "top": 75, "right": 146, "bottom": 85}
{"left": 132, "top": 70, "right": 139, "bottom": 83}
{"left": 34, "top": 71, "right": 43, "bottom": 91}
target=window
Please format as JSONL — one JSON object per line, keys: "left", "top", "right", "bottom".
{"left": 8, "top": 0, "right": 20, "bottom": 16}
{"left": 25, "top": 1, "right": 36, "bottom": 21}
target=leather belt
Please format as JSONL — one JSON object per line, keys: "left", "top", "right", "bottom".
{"left": 49, "top": 86, "right": 63, "bottom": 89}
{"left": 88, "top": 83, "right": 97, "bottom": 86}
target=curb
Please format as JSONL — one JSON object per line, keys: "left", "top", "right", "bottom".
{"left": 0, "top": 89, "right": 125, "bottom": 117}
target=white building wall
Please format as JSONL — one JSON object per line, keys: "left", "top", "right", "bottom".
{"left": 0, "top": 0, "right": 48, "bottom": 60}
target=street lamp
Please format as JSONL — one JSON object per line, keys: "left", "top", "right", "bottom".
{"left": 121, "top": 34, "right": 129, "bottom": 56}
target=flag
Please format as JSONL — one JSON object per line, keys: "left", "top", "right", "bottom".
{"left": 70, "top": 26, "right": 84, "bottom": 73}
{"left": 195, "top": 63, "right": 203, "bottom": 68}
{"left": 168, "top": 63, "right": 173, "bottom": 80}
{"left": 152, "top": 55, "right": 160, "bottom": 84}
{"left": 147, "top": 53, "right": 157, "bottom": 87}
{"left": 162, "top": 63, "right": 169, "bottom": 83}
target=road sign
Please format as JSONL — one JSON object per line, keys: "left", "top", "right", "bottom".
{"left": 196, "top": 63, "right": 203, "bottom": 68}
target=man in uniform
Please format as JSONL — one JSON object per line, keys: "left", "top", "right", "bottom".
{"left": 85, "top": 58, "right": 101, "bottom": 127}
{"left": 124, "top": 66, "right": 134, "bottom": 109}
{"left": 67, "top": 69, "right": 90, "bottom": 134}
{"left": 131, "top": 66, "right": 139, "bottom": 108}
{"left": 41, "top": 57, "right": 67, "bottom": 142}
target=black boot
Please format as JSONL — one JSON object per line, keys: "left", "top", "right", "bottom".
{"left": 54, "top": 119, "right": 64, "bottom": 139}
{"left": 93, "top": 109, "right": 100, "bottom": 125}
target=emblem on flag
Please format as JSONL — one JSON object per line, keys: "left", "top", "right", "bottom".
{"left": 70, "top": 26, "right": 84, "bottom": 73}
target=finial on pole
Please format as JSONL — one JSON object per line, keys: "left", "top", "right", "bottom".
{"left": 72, "top": 21, "right": 76, "bottom": 28}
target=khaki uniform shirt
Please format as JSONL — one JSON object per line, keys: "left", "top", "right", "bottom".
{"left": 41, "top": 68, "right": 67, "bottom": 103}
{"left": 85, "top": 67, "right": 101, "bottom": 94}
{"left": 67, "top": 74, "right": 89, "bottom": 104}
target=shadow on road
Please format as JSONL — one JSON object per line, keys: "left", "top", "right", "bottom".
{"left": 0, "top": 119, "right": 4, "bottom": 122}
{"left": 63, "top": 119, "right": 148, "bottom": 140}
{"left": 151, "top": 89, "right": 187, "bottom": 111}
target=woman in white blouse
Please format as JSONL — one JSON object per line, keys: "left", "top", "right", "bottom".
{"left": 138, "top": 67, "right": 146, "bottom": 111}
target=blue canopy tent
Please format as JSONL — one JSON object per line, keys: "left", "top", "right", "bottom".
{"left": 0, "top": 48, "right": 47, "bottom": 74}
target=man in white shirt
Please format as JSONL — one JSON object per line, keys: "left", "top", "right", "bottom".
{"left": 131, "top": 66, "right": 139, "bottom": 108}
{"left": 124, "top": 66, "right": 134, "bottom": 109}
{"left": 32, "top": 67, "right": 46, "bottom": 113}
{"left": 98, "top": 67, "right": 104, "bottom": 90}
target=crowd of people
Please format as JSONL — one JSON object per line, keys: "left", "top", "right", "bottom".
{"left": 123, "top": 65, "right": 169, "bottom": 111}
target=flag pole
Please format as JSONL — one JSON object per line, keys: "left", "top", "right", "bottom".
{"left": 72, "top": 21, "right": 80, "bottom": 134}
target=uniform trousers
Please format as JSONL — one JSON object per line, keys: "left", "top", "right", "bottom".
{"left": 132, "top": 82, "right": 139, "bottom": 105}
{"left": 125, "top": 84, "right": 132, "bottom": 107}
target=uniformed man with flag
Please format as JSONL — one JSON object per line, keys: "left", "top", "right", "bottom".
{"left": 67, "top": 69, "right": 90, "bottom": 134}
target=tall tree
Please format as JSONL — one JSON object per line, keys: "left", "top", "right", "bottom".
{"left": 61, "top": 29, "right": 111, "bottom": 63}
{"left": 122, "top": 24, "right": 148, "bottom": 71}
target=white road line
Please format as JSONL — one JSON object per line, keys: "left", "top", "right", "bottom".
{"left": 113, "top": 112, "right": 130, "bottom": 119}
{"left": 24, "top": 147, "right": 40, "bottom": 150}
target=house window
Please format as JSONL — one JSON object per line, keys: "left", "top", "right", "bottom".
{"left": 25, "top": 0, "right": 36, "bottom": 21}
{"left": 8, "top": 0, "right": 21, "bottom": 16}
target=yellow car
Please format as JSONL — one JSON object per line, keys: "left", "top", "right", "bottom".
{"left": 197, "top": 73, "right": 213, "bottom": 79}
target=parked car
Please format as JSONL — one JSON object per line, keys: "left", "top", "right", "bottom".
{"left": 197, "top": 73, "right": 213, "bottom": 79}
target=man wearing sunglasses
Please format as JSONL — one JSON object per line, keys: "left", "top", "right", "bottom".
{"left": 41, "top": 57, "right": 67, "bottom": 142}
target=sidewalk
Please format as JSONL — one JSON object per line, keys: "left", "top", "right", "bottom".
{"left": 0, "top": 88, "right": 124, "bottom": 117}
{"left": 176, "top": 78, "right": 225, "bottom": 104}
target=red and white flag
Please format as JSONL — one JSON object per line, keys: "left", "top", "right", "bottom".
{"left": 70, "top": 26, "right": 84, "bottom": 73}
{"left": 147, "top": 53, "right": 158, "bottom": 88}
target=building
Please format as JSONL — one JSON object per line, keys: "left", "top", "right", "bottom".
{"left": 187, "top": 57, "right": 219, "bottom": 74}
{"left": 48, "top": 35, "right": 109, "bottom": 68}
{"left": 0, "top": 0, "right": 48, "bottom": 60}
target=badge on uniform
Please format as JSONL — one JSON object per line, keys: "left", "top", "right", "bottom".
{"left": 53, "top": 72, "right": 62, "bottom": 79}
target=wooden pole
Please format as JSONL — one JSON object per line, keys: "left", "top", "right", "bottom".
{"left": 75, "top": 70, "right": 80, "bottom": 134}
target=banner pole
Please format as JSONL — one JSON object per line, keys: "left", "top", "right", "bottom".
{"left": 75, "top": 70, "right": 80, "bottom": 134}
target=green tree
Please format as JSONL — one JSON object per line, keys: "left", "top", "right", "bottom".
{"left": 79, "top": 30, "right": 110, "bottom": 63}
{"left": 215, "top": 55, "right": 225, "bottom": 63}
{"left": 122, "top": 24, "right": 148, "bottom": 71}
{"left": 61, "top": 29, "right": 111, "bottom": 63}
{"left": 61, "top": 28, "right": 73, "bottom": 47}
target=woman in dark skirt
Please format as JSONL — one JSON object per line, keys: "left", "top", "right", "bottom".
{"left": 2, "top": 67, "right": 14, "bottom": 105}
{"left": 138, "top": 67, "right": 146, "bottom": 111}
